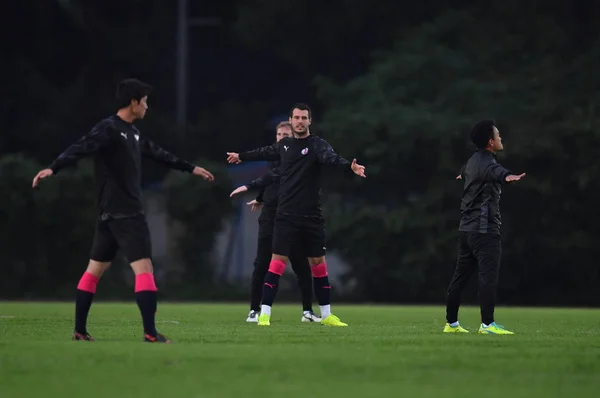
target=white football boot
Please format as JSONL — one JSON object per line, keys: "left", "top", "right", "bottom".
{"left": 246, "top": 310, "right": 259, "bottom": 323}
{"left": 301, "top": 310, "right": 322, "bottom": 323}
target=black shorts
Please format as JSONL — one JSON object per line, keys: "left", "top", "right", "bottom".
{"left": 90, "top": 214, "right": 152, "bottom": 263}
{"left": 272, "top": 213, "right": 326, "bottom": 258}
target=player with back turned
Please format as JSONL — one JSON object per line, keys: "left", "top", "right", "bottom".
{"left": 32, "top": 78, "right": 215, "bottom": 343}
{"left": 227, "top": 103, "right": 366, "bottom": 326}
{"left": 443, "top": 120, "right": 525, "bottom": 335}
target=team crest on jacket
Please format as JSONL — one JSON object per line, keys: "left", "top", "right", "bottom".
{"left": 301, "top": 148, "right": 309, "bottom": 155}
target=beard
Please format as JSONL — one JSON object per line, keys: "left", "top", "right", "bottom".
{"left": 294, "top": 127, "right": 308, "bottom": 137}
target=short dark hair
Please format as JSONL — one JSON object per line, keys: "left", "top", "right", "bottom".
{"left": 116, "top": 78, "right": 153, "bottom": 109}
{"left": 289, "top": 103, "right": 312, "bottom": 119}
{"left": 470, "top": 120, "right": 496, "bottom": 148}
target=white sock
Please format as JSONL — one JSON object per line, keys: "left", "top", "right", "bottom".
{"left": 261, "top": 305, "right": 271, "bottom": 316}
{"left": 449, "top": 321, "right": 459, "bottom": 327}
{"left": 320, "top": 305, "right": 331, "bottom": 318}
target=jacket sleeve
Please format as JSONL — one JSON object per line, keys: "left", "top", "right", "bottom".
{"left": 458, "top": 164, "right": 466, "bottom": 179}
{"left": 49, "top": 122, "right": 112, "bottom": 174}
{"left": 239, "top": 142, "right": 281, "bottom": 162}
{"left": 256, "top": 188, "right": 266, "bottom": 202}
{"left": 316, "top": 140, "right": 352, "bottom": 172}
{"left": 483, "top": 161, "right": 512, "bottom": 183}
{"left": 140, "top": 137, "right": 196, "bottom": 172}
{"left": 246, "top": 172, "right": 275, "bottom": 190}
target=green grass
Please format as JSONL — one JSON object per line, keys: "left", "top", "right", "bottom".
{"left": 1, "top": 303, "right": 599, "bottom": 398}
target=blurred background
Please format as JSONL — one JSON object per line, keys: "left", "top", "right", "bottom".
{"left": 1, "top": 0, "right": 599, "bottom": 306}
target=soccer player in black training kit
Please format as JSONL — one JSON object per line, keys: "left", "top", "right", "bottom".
{"left": 229, "top": 121, "right": 320, "bottom": 323}
{"left": 32, "top": 79, "right": 215, "bottom": 343}
{"left": 443, "top": 120, "right": 525, "bottom": 335}
{"left": 226, "top": 103, "right": 366, "bottom": 326}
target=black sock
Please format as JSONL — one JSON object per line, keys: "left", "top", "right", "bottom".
{"left": 446, "top": 291, "right": 461, "bottom": 324}
{"left": 313, "top": 276, "right": 331, "bottom": 306}
{"left": 290, "top": 257, "right": 314, "bottom": 312}
{"left": 261, "top": 271, "right": 281, "bottom": 307}
{"left": 74, "top": 290, "right": 95, "bottom": 334}
{"left": 135, "top": 291, "right": 158, "bottom": 336}
{"left": 250, "top": 265, "right": 266, "bottom": 312}
{"left": 298, "top": 275, "right": 313, "bottom": 312}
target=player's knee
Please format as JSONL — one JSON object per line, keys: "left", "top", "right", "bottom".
{"left": 268, "top": 258, "right": 287, "bottom": 276}
{"left": 86, "top": 260, "right": 111, "bottom": 278}
{"left": 309, "top": 259, "right": 328, "bottom": 277}
{"left": 478, "top": 273, "right": 499, "bottom": 289}
{"left": 308, "top": 256, "right": 325, "bottom": 266}
{"left": 479, "top": 279, "right": 498, "bottom": 289}
{"left": 130, "top": 258, "right": 153, "bottom": 275}
{"left": 272, "top": 253, "right": 288, "bottom": 262}
{"left": 78, "top": 264, "right": 104, "bottom": 294}
{"left": 134, "top": 271, "right": 158, "bottom": 292}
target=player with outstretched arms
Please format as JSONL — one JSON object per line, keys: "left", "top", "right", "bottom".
{"left": 230, "top": 121, "right": 320, "bottom": 323}
{"left": 32, "top": 79, "right": 215, "bottom": 343}
{"left": 227, "top": 103, "right": 366, "bottom": 326}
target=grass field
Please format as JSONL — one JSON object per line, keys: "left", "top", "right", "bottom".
{"left": 0, "top": 302, "right": 599, "bottom": 398}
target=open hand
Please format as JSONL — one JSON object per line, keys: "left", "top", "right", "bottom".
{"left": 193, "top": 167, "right": 215, "bottom": 182}
{"left": 32, "top": 169, "right": 54, "bottom": 188}
{"left": 247, "top": 200, "right": 262, "bottom": 212}
{"left": 230, "top": 185, "right": 248, "bottom": 197}
{"left": 226, "top": 152, "right": 241, "bottom": 164}
{"left": 505, "top": 173, "right": 526, "bottom": 182}
{"left": 351, "top": 159, "right": 366, "bottom": 178}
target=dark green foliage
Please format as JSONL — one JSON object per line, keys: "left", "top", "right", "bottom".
{"left": 162, "top": 161, "right": 235, "bottom": 298}
{"left": 316, "top": 8, "right": 600, "bottom": 305}
{"left": 3, "top": 0, "right": 600, "bottom": 304}
{"left": 0, "top": 154, "right": 97, "bottom": 298}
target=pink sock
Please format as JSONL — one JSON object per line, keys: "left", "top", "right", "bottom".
{"left": 311, "top": 263, "right": 328, "bottom": 278}
{"left": 268, "top": 259, "right": 287, "bottom": 276}
{"left": 77, "top": 272, "right": 99, "bottom": 294}
{"left": 311, "top": 263, "right": 331, "bottom": 308}
{"left": 135, "top": 273, "right": 158, "bottom": 292}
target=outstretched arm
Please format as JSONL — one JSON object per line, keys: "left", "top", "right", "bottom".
{"left": 240, "top": 143, "right": 280, "bottom": 161}
{"left": 33, "top": 123, "right": 112, "bottom": 187}
{"left": 246, "top": 172, "right": 276, "bottom": 190}
{"left": 229, "top": 168, "right": 278, "bottom": 212}
{"left": 141, "top": 137, "right": 195, "bottom": 172}
{"left": 456, "top": 164, "right": 466, "bottom": 180}
{"left": 227, "top": 142, "right": 281, "bottom": 164}
{"left": 141, "top": 137, "right": 214, "bottom": 181}
{"left": 484, "top": 162, "right": 525, "bottom": 183}
{"left": 316, "top": 143, "right": 366, "bottom": 178}
{"left": 50, "top": 124, "right": 112, "bottom": 174}
{"left": 229, "top": 171, "right": 276, "bottom": 198}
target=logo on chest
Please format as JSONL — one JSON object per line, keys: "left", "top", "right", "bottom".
{"left": 120, "top": 132, "right": 140, "bottom": 142}
{"left": 301, "top": 148, "right": 308, "bottom": 155}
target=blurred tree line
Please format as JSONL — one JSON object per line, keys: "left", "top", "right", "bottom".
{"left": 2, "top": 0, "right": 599, "bottom": 305}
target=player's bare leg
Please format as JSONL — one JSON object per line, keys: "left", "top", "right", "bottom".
{"left": 257, "top": 254, "right": 288, "bottom": 325}
{"left": 308, "top": 256, "right": 347, "bottom": 326}
{"left": 130, "top": 258, "right": 171, "bottom": 343}
{"left": 73, "top": 260, "right": 111, "bottom": 341}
